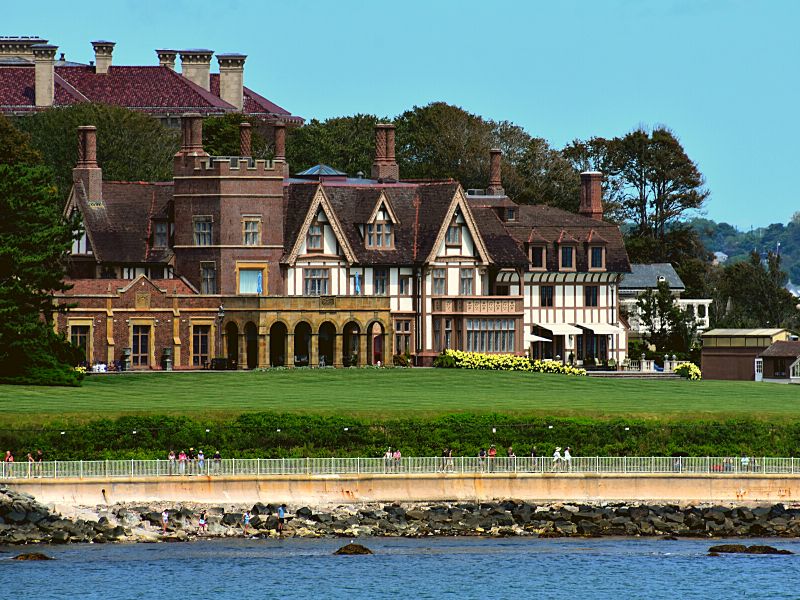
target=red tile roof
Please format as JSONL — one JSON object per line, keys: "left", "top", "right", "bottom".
{"left": 62, "top": 277, "right": 196, "bottom": 296}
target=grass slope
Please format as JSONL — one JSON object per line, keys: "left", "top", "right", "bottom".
{"left": 0, "top": 369, "right": 798, "bottom": 421}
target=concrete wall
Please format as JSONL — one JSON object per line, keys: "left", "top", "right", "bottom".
{"left": 9, "top": 473, "right": 800, "bottom": 506}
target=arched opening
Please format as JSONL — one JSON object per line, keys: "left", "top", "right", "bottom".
{"left": 294, "top": 322, "right": 312, "bottom": 367}
{"left": 343, "top": 321, "right": 361, "bottom": 367}
{"left": 244, "top": 322, "right": 258, "bottom": 369}
{"left": 367, "top": 321, "right": 385, "bottom": 365}
{"left": 318, "top": 321, "right": 336, "bottom": 367}
{"left": 225, "top": 322, "right": 239, "bottom": 369}
{"left": 269, "top": 322, "right": 287, "bottom": 367}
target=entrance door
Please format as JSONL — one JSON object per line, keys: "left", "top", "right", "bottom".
{"left": 754, "top": 358, "right": 763, "bottom": 382}
{"left": 132, "top": 325, "right": 150, "bottom": 367}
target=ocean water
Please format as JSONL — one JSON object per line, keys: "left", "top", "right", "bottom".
{"left": 2, "top": 536, "right": 799, "bottom": 600}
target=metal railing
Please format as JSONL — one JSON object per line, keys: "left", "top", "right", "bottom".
{"left": 2, "top": 456, "right": 799, "bottom": 480}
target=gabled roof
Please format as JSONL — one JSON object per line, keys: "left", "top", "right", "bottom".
{"left": 366, "top": 191, "right": 400, "bottom": 225}
{"left": 556, "top": 229, "right": 580, "bottom": 244}
{"left": 424, "top": 187, "right": 490, "bottom": 264}
{"left": 69, "top": 179, "right": 174, "bottom": 264}
{"left": 60, "top": 276, "right": 196, "bottom": 296}
{"left": 620, "top": 263, "right": 685, "bottom": 291}
{"left": 284, "top": 185, "right": 357, "bottom": 264}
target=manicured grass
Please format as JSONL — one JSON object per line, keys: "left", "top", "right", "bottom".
{"left": 0, "top": 369, "right": 798, "bottom": 421}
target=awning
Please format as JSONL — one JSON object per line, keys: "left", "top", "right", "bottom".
{"left": 535, "top": 323, "right": 582, "bottom": 336}
{"left": 530, "top": 334, "right": 552, "bottom": 343}
{"left": 575, "top": 323, "right": 625, "bottom": 335}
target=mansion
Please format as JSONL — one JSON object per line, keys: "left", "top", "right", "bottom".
{"left": 57, "top": 114, "right": 631, "bottom": 369}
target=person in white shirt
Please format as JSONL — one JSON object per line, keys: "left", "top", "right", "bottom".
{"left": 552, "top": 447, "right": 562, "bottom": 472}
{"left": 564, "top": 447, "right": 572, "bottom": 471}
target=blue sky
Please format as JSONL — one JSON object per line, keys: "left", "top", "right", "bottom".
{"left": 6, "top": 0, "right": 798, "bottom": 228}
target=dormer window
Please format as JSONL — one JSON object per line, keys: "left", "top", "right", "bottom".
{"left": 154, "top": 221, "right": 168, "bottom": 248}
{"left": 307, "top": 222, "right": 322, "bottom": 251}
{"left": 366, "top": 221, "right": 393, "bottom": 249}
{"left": 446, "top": 222, "right": 461, "bottom": 246}
{"left": 590, "top": 245, "right": 605, "bottom": 270}
{"left": 529, "top": 245, "right": 546, "bottom": 270}
{"left": 506, "top": 208, "right": 516, "bottom": 222}
{"left": 560, "top": 245, "right": 576, "bottom": 271}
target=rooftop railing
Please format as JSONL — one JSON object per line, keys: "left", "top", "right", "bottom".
{"left": 2, "top": 456, "right": 798, "bottom": 481}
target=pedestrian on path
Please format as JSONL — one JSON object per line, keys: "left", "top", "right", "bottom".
{"left": 564, "top": 447, "right": 572, "bottom": 471}
{"left": 4, "top": 450, "right": 13, "bottom": 478}
{"left": 168, "top": 450, "right": 176, "bottom": 475}
{"left": 552, "top": 447, "right": 562, "bottom": 472}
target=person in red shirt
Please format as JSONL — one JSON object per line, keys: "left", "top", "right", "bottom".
{"left": 487, "top": 445, "right": 497, "bottom": 472}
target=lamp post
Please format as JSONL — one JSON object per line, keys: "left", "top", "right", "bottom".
{"left": 216, "top": 304, "right": 225, "bottom": 368}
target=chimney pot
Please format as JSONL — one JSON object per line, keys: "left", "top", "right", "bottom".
{"left": 239, "top": 122, "right": 252, "bottom": 157}
{"left": 371, "top": 123, "right": 399, "bottom": 181}
{"left": 73, "top": 125, "right": 102, "bottom": 202}
{"left": 91, "top": 40, "right": 115, "bottom": 74}
{"left": 177, "top": 112, "right": 207, "bottom": 157}
{"left": 156, "top": 49, "right": 178, "bottom": 70}
{"left": 217, "top": 53, "right": 247, "bottom": 111}
{"left": 32, "top": 44, "right": 57, "bottom": 107}
{"left": 179, "top": 49, "right": 213, "bottom": 91}
{"left": 486, "top": 148, "right": 504, "bottom": 196}
{"left": 579, "top": 171, "right": 604, "bottom": 221}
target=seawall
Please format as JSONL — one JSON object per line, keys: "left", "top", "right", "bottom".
{"left": 8, "top": 472, "right": 800, "bottom": 506}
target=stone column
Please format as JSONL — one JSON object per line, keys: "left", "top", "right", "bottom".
{"left": 238, "top": 333, "right": 246, "bottom": 369}
{"left": 287, "top": 333, "right": 295, "bottom": 367}
{"left": 333, "top": 333, "right": 343, "bottom": 368}
{"left": 359, "top": 332, "right": 368, "bottom": 366}
{"left": 309, "top": 333, "right": 318, "bottom": 368}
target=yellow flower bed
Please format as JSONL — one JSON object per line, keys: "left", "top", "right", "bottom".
{"left": 674, "top": 361, "right": 702, "bottom": 380}
{"left": 433, "top": 349, "right": 586, "bottom": 376}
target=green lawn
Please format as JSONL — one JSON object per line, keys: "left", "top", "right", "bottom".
{"left": 0, "top": 369, "right": 798, "bottom": 421}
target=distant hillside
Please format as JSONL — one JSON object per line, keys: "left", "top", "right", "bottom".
{"left": 689, "top": 216, "right": 800, "bottom": 285}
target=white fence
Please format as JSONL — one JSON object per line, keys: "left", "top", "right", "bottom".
{"left": 2, "top": 456, "right": 799, "bottom": 480}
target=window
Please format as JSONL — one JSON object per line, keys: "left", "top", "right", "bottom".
{"left": 373, "top": 268, "right": 388, "bottom": 295}
{"left": 72, "top": 229, "right": 90, "bottom": 254}
{"left": 540, "top": 285, "right": 554, "bottom": 307}
{"left": 192, "top": 325, "right": 210, "bottom": 366}
{"left": 132, "top": 325, "right": 150, "bottom": 367}
{"left": 459, "top": 268, "right": 474, "bottom": 295}
{"left": 200, "top": 262, "right": 216, "bottom": 294}
{"left": 395, "top": 319, "right": 412, "bottom": 355}
{"left": 698, "top": 304, "right": 707, "bottom": 319}
{"left": 366, "top": 221, "right": 393, "bottom": 248}
{"left": 584, "top": 285, "right": 599, "bottom": 307}
{"left": 154, "top": 222, "right": 168, "bottom": 248}
{"left": 433, "top": 318, "right": 442, "bottom": 352}
{"left": 239, "top": 269, "right": 263, "bottom": 294}
{"left": 466, "top": 319, "right": 516, "bottom": 353}
{"left": 590, "top": 246, "right": 605, "bottom": 270}
{"left": 243, "top": 218, "right": 260, "bottom": 246}
{"left": 307, "top": 222, "right": 322, "bottom": 251}
{"left": 304, "top": 268, "right": 329, "bottom": 296}
{"left": 506, "top": 208, "right": 516, "bottom": 222}
{"left": 399, "top": 275, "right": 412, "bottom": 296}
{"left": 193, "top": 217, "right": 212, "bottom": 246}
{"left": 70, "top": 325, "right": 90, "bottom": 362}
{"left": 432, "top": 268, "right": 446, "bottom": 295}
{"left": 560, "top": 245, "right": 575, "bottom": 270}
{"left": 446, "top": 223, "right": 461, "bottom": 246}
{"left": 350, "top": 272, "right": 363, "bottom": 295}
{"left": 530, "top": 246, "right": 545, "bottom": 269}
{"left": 444, "top": 318, "right": 453, "bottom": 349}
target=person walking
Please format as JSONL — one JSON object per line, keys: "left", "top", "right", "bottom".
{"left": 564, "top": 447, "right": 572, "bottom": 471}
{"left": 384, "top": 448, "right": 392, "bottom": 473}
{"left": 551, "top": 447, "right": 562, "bottom": 472}
{"left": 242, "top": 511, "right": 251, "bottom": 536}
{"left": 488, "top": 445, "right": 497, "bottom": 472}
{"left": 161, "top": 509, "right": 169, "bottom": 534}
{"left": 35, "top": 449, "right": 43, "bottom": 478}
{"left": 4, "top": 450, "right": 14, "bottom": 478}
{"left": 187, "top": 448, "right": 196, "bottom": 475}
{"left": 445, "top": 447, "right": 454, "bottom": 473}
{"left": 178, "top": 450, "right": 187, "bottom": 475}
{"left": 277, "top": 504, "right": 287, "bottom": 537}
{"left": 213, "top": 450, "right": 221, "bottom": 474}
{"left": 741, "top": 455, "right": 750, "bottom": 473}
{"left": 167, "top": 450, "right": 176, "bottom": 475}
{"left": 26, "top": 453, "right": 34, "bottom": 478}
{"left": 478, "top": 448, "right": 487, "bottom": 472}
{"left": 198, "top": 511, "right": 207, "bottom": 536}
{"left": 392, "top": 448, "right": 402, "bottom": 472}
{"left": 197, "top": 450, "right": 205, "bottom": 474}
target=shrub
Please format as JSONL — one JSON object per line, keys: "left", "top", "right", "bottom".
{"left": 433, "top": 349, "right": 586, "bottom": 376}
{"left": 674, "top": 362, "right": 702, "bottom": 380}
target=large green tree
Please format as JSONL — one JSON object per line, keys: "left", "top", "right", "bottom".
{"left": 0, "top": 164, "right": 82, "bottom": 385}
{"left": 714, "top": 251, "right": 799, "bottom": 329}
{"left": 634, "top": 280, "right": 698, "bottom": 352}
{"left": 14, "top": 104, "right": 179, "bottom": 203}
{"left": 0, "top": 114, "right": 42, "bottom": 166}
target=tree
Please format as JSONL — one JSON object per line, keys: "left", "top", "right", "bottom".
{"left": 634, "top": 280, "right": 698, "bottom": 353}
{"left": 0, "top": 114, "right": 42, "bottom": 166}
{"left": 14, "top": 104, "right": 179, "bottom": 203}
{"left": 0, "top": 165, "right": 82, "bottom": 385}
{"left": 287, "top": 114, "right": 382, "bottom": 176}
{"left": 202, "top": 113, "right": 273, "bottom": 159}
{"left": 714, "top": 251, "right": 799, "bottom": 329}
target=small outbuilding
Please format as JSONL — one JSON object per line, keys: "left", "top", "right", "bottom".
{"left": 701, "top": 329, "right": 794, "bottom": 381}
{"left": 758, "top": 341, "right": 800, "bottom": 384}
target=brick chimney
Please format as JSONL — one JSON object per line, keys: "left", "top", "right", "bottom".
{"left": 156, "top": 49, "right": 177, "bottom": 70}
{"left": 579, "top": 171, "right": 604, "bottom": 221}
{"left": 91, "top": 40, "right": 115, "bottom": 74}
{"left": 371, "top": 123, "right": 399, "bottom": 181}
{"left": 177, "top": 113, "right": 207, "bottom": 156}
{"left": 486, "top": 148, "right": 505, "bottom": 196}
{"left": 217, "top": 53, "right": 246, "bottom": 111}
{"left": 73, "top": 126, "right": 103, "bottom": 202}
{"left": 239, "top": 122, "right": 251, "bottom": 156}
{"left": 179, "top": 50, "right": 213, "bottom": 91}
{"left": 273, "top": 121, "right": 289, "bottom": 177}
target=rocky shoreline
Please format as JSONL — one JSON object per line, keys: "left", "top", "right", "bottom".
{"left": 3, "top": 486, "right": 800, "bottom": 545}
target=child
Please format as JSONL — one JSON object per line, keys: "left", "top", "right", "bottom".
{"left": 242, "top": 511, "right": 251, "bottom": 536}
{"left": 198, "top": 511, "right": 207, "bottom": 535}
{"left": 161, "top": 509, "right": 169, "bottom": 534}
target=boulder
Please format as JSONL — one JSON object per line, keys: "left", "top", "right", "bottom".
{"left": 296, "top": 506, "right": 313, "bottom": 519}
{"left": 12, "top": 552, "right": 54, "bottom": 561}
